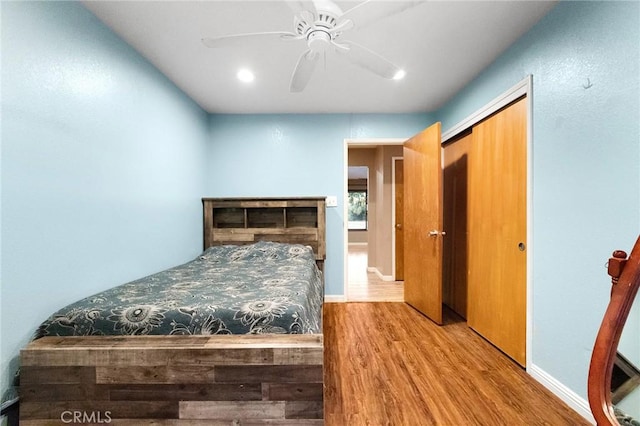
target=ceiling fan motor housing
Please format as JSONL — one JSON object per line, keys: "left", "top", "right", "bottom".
{"left": 308, "top": 30, "right": 331, "bottom": 53}
{"left": 296, "top": 12, "right": 339, "bottom": 37}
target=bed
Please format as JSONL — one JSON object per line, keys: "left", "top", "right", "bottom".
{"left": 19, "top": 197, "right": 326, "bottom": 425}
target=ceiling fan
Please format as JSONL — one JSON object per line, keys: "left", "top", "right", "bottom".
{"left": 202, "top": 0, "right": 420, "bottom": 92}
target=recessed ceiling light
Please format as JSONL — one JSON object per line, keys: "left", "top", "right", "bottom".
{"left": 237, "top": 69, "right": 254, "bottom": 83}
{"left": 393, "top": 70, "right": 406, "bottom": 80}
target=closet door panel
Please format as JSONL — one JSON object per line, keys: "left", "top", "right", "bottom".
{"left": 468, "top": 97, "right": 527, "bottom": 366}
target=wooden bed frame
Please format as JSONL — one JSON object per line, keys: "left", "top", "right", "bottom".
{"left": 19, "top": 197, "right": 326, "bottom": 425}
{"left": 588, "top": 235, "right": 640, "bottom": 426}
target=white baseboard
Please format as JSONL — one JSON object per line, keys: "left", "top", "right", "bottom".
{"left": 367, "top": 267, "right": 394, "bottom": 281}
{"left": 324, "top": 295, "right": 346, "bottom": 303}
{"left": 528, "top": 364, "right": 595, "bottom": 424}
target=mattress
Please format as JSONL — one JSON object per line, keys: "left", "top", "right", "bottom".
{"left": 35, "top": 241, "right": 324, "bottom": 337}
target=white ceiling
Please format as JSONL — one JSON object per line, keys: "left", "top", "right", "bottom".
{"left": 82, "top": 1, "right": 557, "bottom": 114}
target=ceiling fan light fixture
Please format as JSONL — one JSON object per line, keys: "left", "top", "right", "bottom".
{"left": 237, "top": 68, "right": 255, "bottom": 83}
{"left": 393, "top": 69, "right": 406, "bottom": 80}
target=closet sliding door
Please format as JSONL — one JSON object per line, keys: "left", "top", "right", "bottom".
{"left": 468, "top": 97, "right": 528, "bottom": 366}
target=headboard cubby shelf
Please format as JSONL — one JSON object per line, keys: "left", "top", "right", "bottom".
{"left": 203, "top": 197, "right": 327, "bottom": 264}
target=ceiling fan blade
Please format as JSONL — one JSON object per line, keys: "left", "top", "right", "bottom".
{"left": 335, "top": 41, "right": 400, "bottom": 79}
{"left": 285, "top": 0, "right": 317, "bottom": 15}
{"left": 290, "top": 50, "right": 319, "bottom": 92}
{"left": 202, "top": 31, "right": 300, "bottom": 48}
{"left": 340, "top": 1, "right": 422, "bottom": 30}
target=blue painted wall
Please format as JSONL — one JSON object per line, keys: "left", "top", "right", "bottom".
{"left": 207, "top": 113, "right": 432, "bottom": 296}
{"left": 435, "top": 0, "right": 640, "bottom": 402}
{"left": 2, "top": 0, "right": 639, "bottom": 416}
{"left": 1, "top": 1, "right": 209, "bottom": 396}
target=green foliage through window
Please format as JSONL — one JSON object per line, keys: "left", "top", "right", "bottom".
{"left": 348, "top": 191, "right": 367, "bottom": 230}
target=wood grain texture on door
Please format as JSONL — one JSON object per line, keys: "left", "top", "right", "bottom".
{"left": 403, "top": 122, "right": 443, "bottom": 324}
{"left": 468, "top": 97, "right": 527, "bottom": 366}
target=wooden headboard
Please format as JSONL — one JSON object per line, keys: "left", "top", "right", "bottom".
{"left": 202, "top": 197, "right": 326, "bottom": 264}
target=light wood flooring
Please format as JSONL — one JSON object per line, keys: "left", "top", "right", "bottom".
{"left": 348, "top": 244, "right": 404, "bottom": 301}
{"left": 324, "top": 302, "right": 590, "bottom": 426}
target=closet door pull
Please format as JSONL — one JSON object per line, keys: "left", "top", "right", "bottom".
{"left": 429, "top": 230, "right": 446, "bottom": 237}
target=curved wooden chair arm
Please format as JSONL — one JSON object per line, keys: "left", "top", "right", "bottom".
{"left": 588, "top": 236, "right": 640, "bottom": 426}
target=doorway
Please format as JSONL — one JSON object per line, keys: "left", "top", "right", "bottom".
{"left": 346, "top": 163, "right": 404, "bottom": 302}
{"left": 344, "top": 141, "right": 405, "bottom": 302}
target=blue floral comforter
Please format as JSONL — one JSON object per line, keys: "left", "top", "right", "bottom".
{"left": 35, "top": 241, "right": 324, "bottom": 337}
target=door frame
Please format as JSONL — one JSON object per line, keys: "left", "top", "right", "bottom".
{"left": 442, "top": 75, "right": 533, "bottom": 369}
{"left": 343, "top": 139, "right": 405, "bottom": 301}
{"left": 391, "top": 156, "right": 403, "bottom": 281}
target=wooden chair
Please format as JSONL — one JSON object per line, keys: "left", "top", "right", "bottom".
{"left": 588, "top": 236, "right": 640, "bottom": 426}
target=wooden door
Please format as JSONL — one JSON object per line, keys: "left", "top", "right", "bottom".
{"left": 394, "top": 159, "right": 404, "bottom": 281}
{"left": 403, "top": 122, "right": 443, "bottom": 324}
{"left": 468, "top": 97, "right": 527, "bottom": 366}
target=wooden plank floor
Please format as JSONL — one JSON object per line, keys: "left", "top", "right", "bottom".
{"left": 324, "top": 303, "right": 590, "bottom": 425}
{"left": 348, "top": 244, "right": 404, "bottom": 302}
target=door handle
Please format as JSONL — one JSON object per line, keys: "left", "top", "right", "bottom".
{"left": 396, "top": 223, "right": 402, "bottom": 229}
{"left": 429, "top": 230, "right": 446, "bottom": 237}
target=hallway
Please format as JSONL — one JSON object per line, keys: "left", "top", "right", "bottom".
{"left": 347, "top": 244, "right": 404, "bottom": 302}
